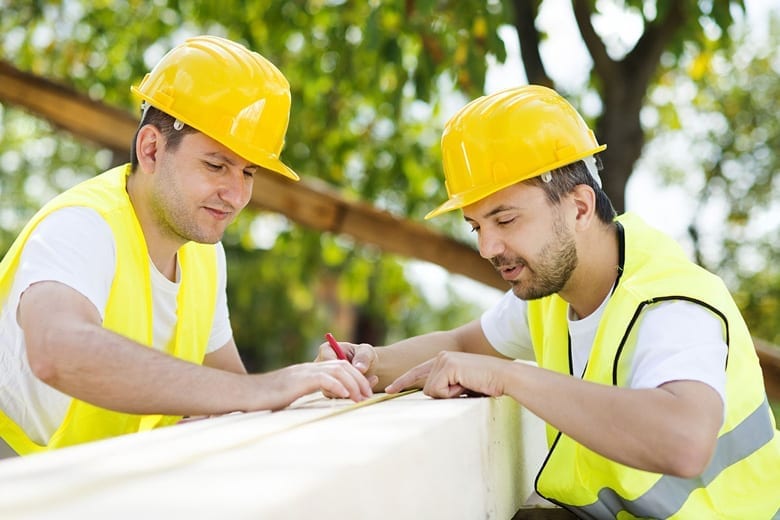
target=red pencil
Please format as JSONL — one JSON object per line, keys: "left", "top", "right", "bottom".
{"left": 324, "top": 332, "right": 348, "bottom": 360}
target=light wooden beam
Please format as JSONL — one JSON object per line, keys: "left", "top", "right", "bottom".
{"left": 3, "top": 60, "right": 779, "bottom": 402}
{"left": 0, "top": 60, "right": 504, "bottom": 290}
{"left": 0, "top": 61, "right": 138, "bottom": 153}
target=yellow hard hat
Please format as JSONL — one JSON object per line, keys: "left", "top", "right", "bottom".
{"left": 425, "top": 85, "right": 605, "bottom": 219}
{"left": 131, "top": 35, "right": 299, "bottom": 181}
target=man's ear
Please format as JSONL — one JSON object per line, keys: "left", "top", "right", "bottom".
{"left": 571, "top": 184, "right": 596, "bottom": 229}
{"left": 135, "top": 125, "right": 162, "bottom": 174}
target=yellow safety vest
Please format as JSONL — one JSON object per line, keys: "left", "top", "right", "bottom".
{"left": 528, "top": 212, "right": 780, "bottom": 519}
{"left": 0, "top": 165, "right": 217, "bottom": 454}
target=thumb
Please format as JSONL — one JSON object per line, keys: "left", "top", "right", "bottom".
{"left": 352, "top": 343, "right": 376, "bottom": 373}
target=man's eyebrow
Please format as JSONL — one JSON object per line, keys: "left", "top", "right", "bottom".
{"left": 204, "top": 152, "right": 258, "bottom": 171}
{"left": 465, "top": 205, "right": 518, "bottom": 222}
{"left": 486, "top": 205, "right": 517, "bottom": 217}
{"left": 203, "top": 152, "right": 235, "bottom": 165}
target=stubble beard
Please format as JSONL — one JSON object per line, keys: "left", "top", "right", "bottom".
{"left": 501, "top": 219, "right": 578, "bottom": 301}
{"left": 151, "top": 163, "right": 225, "bottom": 245}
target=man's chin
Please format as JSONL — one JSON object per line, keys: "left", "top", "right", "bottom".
{"left": 510, "top": 283, "right": 552, "bottom": 301}
{"left": 184, "top": 231, "right": 223, "bottom": 245}
{"left": 510, "top": 284, "right": 530, "bottom": 300}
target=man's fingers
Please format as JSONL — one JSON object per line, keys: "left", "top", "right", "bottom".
{"left": 319, "top": 374, "right": 350, "bottom": 399}
{"left": 424, "top": 384, "right": 466, "bottom": 399}
{"left": 385, "top": 359, "right": 432, "bottom": 394}
{"left": 351, "top": 343, "right": 376, "bottom": 373}
{"left": 423, "top": 376, "right": 466, "bottom": 399}
{"left": 316, "top": 341, "right": 352, "bottom": 362}
{"left": 315, "top": 342, "right": 335, "bottom": 362}
{"left": 422, "top": 352, "right": 504, "bottom": 399}
{"left": 317, "top": 360, "right": 373, "bottom": 401}
{"left": 384, "top": 371, "right": 412, "bottom": 394}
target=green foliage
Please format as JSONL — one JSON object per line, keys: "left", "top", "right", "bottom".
{"left": 222, "top": 216, "right": 481, "bottom": 370}
{"left": 0, "top": 0, "right": 502, "bottom": 368}
{"left": 0, "top": 105, "right": 111, "bottom": 231}
{"left": 1, "top": 0, "right": 777, "bottom": 367}
{"left": 646, "top": 12, "right": 780, "bottom": 343}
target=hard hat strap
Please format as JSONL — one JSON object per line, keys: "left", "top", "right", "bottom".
{"left": 140, "top": 100, "right": 151, "bottom": 119}
{"left": 540, "top": 155, "right": 602, "bottom": 187}
{"left": 583, "top": 155, "right": 602, "bottom": 188}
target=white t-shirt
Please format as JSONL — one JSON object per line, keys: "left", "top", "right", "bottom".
{"left": 0, "top": 207, "right": 232, "bottom": 444}
{"left": 480, "top": 289, "right": 728, "bottom": 404}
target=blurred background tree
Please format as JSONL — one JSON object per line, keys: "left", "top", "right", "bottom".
{"left": 639, "top": 14, "right": 780, "bottom": 344}
{"left": 1, "top": 0, "right": 778, "bottom": 376}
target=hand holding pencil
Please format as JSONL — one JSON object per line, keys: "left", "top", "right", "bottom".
{"left": 318, "top": 332, "right": 379, "bottom": 393}
{"left": 325, "top": 332, "right": 348, "bottom": 360}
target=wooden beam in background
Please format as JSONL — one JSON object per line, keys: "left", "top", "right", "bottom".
{"left": 0, "top": 60, "right": 504, "bottom": 290}
{"left": 249, "top": 173, "right": 499, "bottom": 287}
{"left": 4, "top": 60, "right": 780, "bottom": 398}
{"left": 0, "top": 61, "right": 138, "bottom": 152}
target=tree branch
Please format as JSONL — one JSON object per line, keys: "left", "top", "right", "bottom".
{"left": 511, "top": 0, "right": 552, "bottom": 86}
{"left": 623, "top": 2, "right": 688, "bottom": 95}
{"left": 571, "top": 0, "right": 619, "bottom": 82}
{"left": 0, "top": 60, "right": 504, "bottom": 290}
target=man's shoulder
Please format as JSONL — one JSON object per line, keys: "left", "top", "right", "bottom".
{"left": 47, "top": 165, "right": 132, "bottom": 215}
{"left": 34, "top": 206, "right": 112, "bottom": 241}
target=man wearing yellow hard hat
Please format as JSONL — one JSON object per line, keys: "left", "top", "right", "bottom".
{"left": 319, "top": 85, "right": 780, "bottom": 518}
{"left": 0, "top": 35, "right": 373, "bottom": 458}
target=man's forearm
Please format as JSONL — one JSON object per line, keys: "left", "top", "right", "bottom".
{"left": 501, "top": 362, "right": 723, "bottom": 477}
{"left": 21, "top": 281, "right": 260, "bottom": 415}
{"left": 30, "top": 321, "right": 256, "bottom": 415}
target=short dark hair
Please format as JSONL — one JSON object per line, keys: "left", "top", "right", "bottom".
{"left": 524, "top": 158, "right": 616, "bottom": 224}
{"left": 129, "top": 105, "right": 198, "bottom": 170}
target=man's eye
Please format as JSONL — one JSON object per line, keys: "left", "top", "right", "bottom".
{"left": 498, "top": 218, "right": 515, "bottom": 226}
{"left": 469, "top": 226, "right": 480, "bottom": 233}
{"left": 204, "top": 162, "right": 223, "bottom": 171}
{"left": 243, "top": 169, "right": 255, "bottom": 178}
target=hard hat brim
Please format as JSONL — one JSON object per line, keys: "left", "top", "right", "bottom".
{"left": 131, "top": 87, "right": 300, "bottom": 182}
{"left": 424, "top": 145, "right": 606, "bottom": 220}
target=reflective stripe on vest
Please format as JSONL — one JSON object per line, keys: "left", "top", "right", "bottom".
{"left": 530, "top": 213, "right": 780, "bottom": 518}
{"left": 571, "top": 398, "right": 776, "bottom": 518}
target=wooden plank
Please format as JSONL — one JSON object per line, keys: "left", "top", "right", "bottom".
{"left": 0, "top": 394, "right": 549, "bottom": 519}
{"left": 0, "top": 60, "right": 505, "bottom": 290}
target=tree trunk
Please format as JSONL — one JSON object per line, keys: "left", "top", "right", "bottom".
{"left": 511, "top": 0, "right": 689, "bottom": 213}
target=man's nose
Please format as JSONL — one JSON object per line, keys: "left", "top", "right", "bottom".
{"left": 478, "top": 229, "right": 505, "bottom": 259}
{"left": 219, "top": 169, "right": 252, "bottom": 209}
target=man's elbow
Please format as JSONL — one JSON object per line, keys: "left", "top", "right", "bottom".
{"left": 663, "top": 433, "right": 718, "bottom": 479}
{"left": 26, "top": 337, "right": 60, "bottom": 386}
